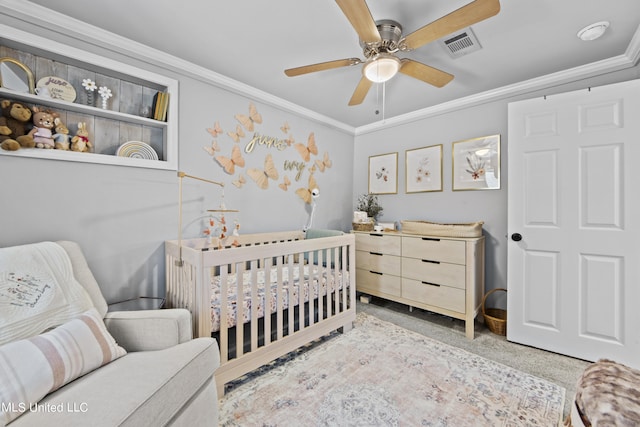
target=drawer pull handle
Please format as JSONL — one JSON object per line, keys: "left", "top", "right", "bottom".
{"left": 370, "top": 252, "right": 383, "bottom": 256}
{"left": 421, "top": 281, "right": 441, "bottom": 287}
{"left": 422, "top": 259, "right": 440, "bottom": 264}
{"left": 370, "top": 233, "right": 384, "bottom": 237}
{"left": 370, "top": 271, "right": 383, "bottom": 275}
{"left": 421, "top": 237, "right": 441, "bottom": 242}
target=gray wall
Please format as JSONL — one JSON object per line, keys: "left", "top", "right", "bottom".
{"left": 0, "top": 10, "right": 354, "bottom": 303}
{"left": 1, "top": 4, "right": 638, "bottom": 305}
{"left": 352, "top": 67, "right": 640, "bottom": 296}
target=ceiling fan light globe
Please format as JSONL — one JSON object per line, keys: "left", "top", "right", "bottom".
{"left": 363, "top": 55, "right": 401, "bottom": 83}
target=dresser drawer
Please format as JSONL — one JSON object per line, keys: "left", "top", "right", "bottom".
{"left": 354, "top": 232, "right": 401, "bottom": 256}
{"left": 401, "top": 278, "right": 465, "bottom": 313}
{"left": 356, "top": 250, "right": 401, "bottom": 276}
{"left": 401, "top": 236, "right": 466, "bottom": 264}
{"left": 401, "top": 257, "right": 466, "bottom": 290}
{"left": 356, "top": 269, "right": 401, "bottom": 297}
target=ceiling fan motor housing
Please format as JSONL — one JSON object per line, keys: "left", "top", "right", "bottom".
{"left": 361, "top": 19, "right": 404, "bottom": 58}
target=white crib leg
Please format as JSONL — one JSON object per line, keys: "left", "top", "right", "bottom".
{"left": 339, "top": 321, "right": 353, "bottom": 334}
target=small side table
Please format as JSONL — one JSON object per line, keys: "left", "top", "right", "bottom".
{"left": 107, "top": 296, "right": 165, "bottom": 312}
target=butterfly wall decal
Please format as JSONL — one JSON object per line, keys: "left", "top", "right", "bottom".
{"left": 206, "top": 121, "right": 223, "bottom": 138}
{"left": 227, "top": 124, "right": 245, "bottom": 143}
{"left": 215, "top": 145, "right": 245, "bottom": 175}
{"left": 232, "top": 174, "right": 247, "bottom": 188}
{"left": 202, "top": 140, "right": 220, "bottom": 156}
{"left": 295, "top": 132, "right": 318, "bottom": 162}
{"left": 279, "top": 176, "right": 291, "bottom": 191}
{"left": 280, "top": 122, "right": 290, "bottom": 134}
{"left": 295, "top": 173, "right": 319, "bottom": 204}
{"left": 235, "top": 102, "right": 262, "bottom": 132}
{"left": 284, "top": 135, "right": 295, "bottom": 146}
{"left": 247, "top": 153, "right": 279, "bottom": 190}
{"left": 315, "top": 151, "right": 332, "bottom": 172}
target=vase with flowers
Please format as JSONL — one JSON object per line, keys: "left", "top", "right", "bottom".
{"left": 354, "top": 193, "right": 383, "bottom": 231}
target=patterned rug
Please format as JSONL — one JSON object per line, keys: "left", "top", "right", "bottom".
{"left": 219, "top": 312, "right": 565, "bottom": 426}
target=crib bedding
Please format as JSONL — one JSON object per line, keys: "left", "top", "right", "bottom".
{"left": 210, "top": 264, "right": 349, "bottom": 332}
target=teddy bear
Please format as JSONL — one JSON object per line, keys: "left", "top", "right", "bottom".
{"left": 71, "top": 122, "right": 92, "bottom": 152}
{"left": 28, "top": 107, "right": 55, "bottom": 149}
{"left": 0, "top": 99, "right": 36, "bottom": 151}
{"left": 52, "top": 117, "right": 71, "bottom": 150}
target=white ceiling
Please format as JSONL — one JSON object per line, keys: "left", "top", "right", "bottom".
{"left": 26, "top": 0, "right": 640, "bottom": 128}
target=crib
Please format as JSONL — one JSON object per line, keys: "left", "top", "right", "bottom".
{"left": 164, "top": 230, "right": 356, "bottom": 395}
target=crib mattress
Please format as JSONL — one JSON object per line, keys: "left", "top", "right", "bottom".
{"left": 210, "top": 264, "right": 349, "bottom": 332}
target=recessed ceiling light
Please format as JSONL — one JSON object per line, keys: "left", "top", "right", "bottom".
{"left": 577, "top": 21, "right": 610, "bottom": 41}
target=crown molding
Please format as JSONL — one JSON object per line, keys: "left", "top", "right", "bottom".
{"left": 3, "top": 1, "right": 639, "bottom": 138}
{"left": 356, "top": 24, "right": 640, "bottom": 136}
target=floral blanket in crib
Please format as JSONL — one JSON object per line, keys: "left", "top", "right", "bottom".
{"left": 210, "top": 264, "right": 348, "bottom": 332}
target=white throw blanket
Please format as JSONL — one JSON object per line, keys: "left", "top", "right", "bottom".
{"left": 0, "top": 241, "right": 93, "bottom": 346}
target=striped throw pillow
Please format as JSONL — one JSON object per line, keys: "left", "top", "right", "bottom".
{"left": 0, "top": 307, "right": 126, "bottom": 425}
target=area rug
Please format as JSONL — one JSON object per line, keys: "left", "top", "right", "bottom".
{"left": 219, "top": 312, "right": 565, "bottom": 426}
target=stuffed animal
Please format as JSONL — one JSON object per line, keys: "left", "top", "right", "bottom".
{"left": 52, "top": 117, "right": 71, "bottom": 150}
{"left": 0, "top": 100, "right": 36, "bottom": 151}
{"left": 28, "top": 107, "right": 55, "bottom": 149}
{"left": 71, "top": 122, "right": 92, "bottom": 152}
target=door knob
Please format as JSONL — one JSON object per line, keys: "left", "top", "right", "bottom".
{"left": 511, "top": 233, "right": 522, "bottom": 242}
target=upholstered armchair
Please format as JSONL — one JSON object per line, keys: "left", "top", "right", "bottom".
{"left": 0, "top": 241, "right": 220, "bottom": 426}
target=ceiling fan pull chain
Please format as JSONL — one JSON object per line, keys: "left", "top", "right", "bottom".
{"left": 382, "top": 82, "right": 386, "bottom": 121}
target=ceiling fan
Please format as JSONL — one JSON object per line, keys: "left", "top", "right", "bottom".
{"left": 284, "top": 0, "right": 501, "bottom": 106}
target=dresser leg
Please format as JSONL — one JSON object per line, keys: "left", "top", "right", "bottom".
{"left": 465, "top": 320, "right": 475, "bottom": 339}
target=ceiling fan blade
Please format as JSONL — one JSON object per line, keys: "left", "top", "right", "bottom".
{"left": 403, "top": 0, "right": 500, "bottom": 50}
{"left": 335, "top": 0, "right": 381, "bottom": 43}
{"left": 348, "top": 77, "right": 373, "bottom": 106}
{"left": 399, "top": 59, "right": 454, "bottom": 88}
{"left": 284, "top": 58, "right": 361, "bottom": 77}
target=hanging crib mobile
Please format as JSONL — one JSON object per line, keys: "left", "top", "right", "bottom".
{"left": 203, "top": 189, "right": 240, "bottom": 249}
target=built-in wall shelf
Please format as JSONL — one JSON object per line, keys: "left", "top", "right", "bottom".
{"left": 0, "top": 25, "right": 178, "bottom": 170}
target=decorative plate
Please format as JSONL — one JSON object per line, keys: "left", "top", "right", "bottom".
{"left": 36, "top": 76, "right": 77, "bottom": 102}
{"left": 116, "top": 141, "right": 159, "bottom": 160}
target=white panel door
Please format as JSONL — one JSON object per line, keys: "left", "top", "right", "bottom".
{"left": 507, "top": 79, "right": 640, "bottom": 368}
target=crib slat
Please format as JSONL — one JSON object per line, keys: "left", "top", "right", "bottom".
{"left": 336, "top": 249, "right": 341, "bottom": 314}
{"left": 342, "top": 245, "right": 348, "bottom": 309}
{"left": 297, "top": 251, "right": 304, "bottom": 333}
{"left": 317, "top": 250, "right": 324, "bottom": 322}
{"left": 276, "top": 255, "right": 284, "bottom": 340}
{"left": 308, "top": 250, "right": 316, "bottom": 327}
{"left": 250, "top": 259, "right": 259, "bottom": 352}
{"left": 264, "top": 257, "right": 273, "bottom": 347}
{"left": 287, "top": 253, "right": 295, "bottom": 336}
{"left": 235, "top": 262, "right": 245, "bottom": 358}
{"left": 219, "top": 265, "right": 229, "bottom": 363}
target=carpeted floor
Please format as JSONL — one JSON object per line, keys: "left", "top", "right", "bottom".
{"left": 220, "top": 301, "right": 577, "bottom": 426}
{"left": 357, "top": 298, "right": 591, "bottom": 419}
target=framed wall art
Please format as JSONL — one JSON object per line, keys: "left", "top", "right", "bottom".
{"left": 368, "top": 152, "right": 397, "bottom": 194}
{"left": 452, "top": 134, "right": 501, "bottom": 191}
{"left": 405, "top": 144, "right": 443, "bottom": 193}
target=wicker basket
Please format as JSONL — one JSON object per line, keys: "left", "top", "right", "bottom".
{"left": 352, "top": 221, "right": 374, "bottom": 232}
{"left": 482, "top": 288, "right": 507, "bottom": 336}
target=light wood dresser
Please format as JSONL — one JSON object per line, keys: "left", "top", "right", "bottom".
{"left": 353, "top": 230, "right": 485, "bottom": 338}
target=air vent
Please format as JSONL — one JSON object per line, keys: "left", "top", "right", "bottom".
{"left": 439, "top": 27, "right": 482, "bottom": 58}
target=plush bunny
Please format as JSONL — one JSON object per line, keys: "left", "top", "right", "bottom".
{"left": 71, "top": 122, "right": 92, "bottom": 152}
{"left": 52, "top": 117, "right": 71, "bottom": 150}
